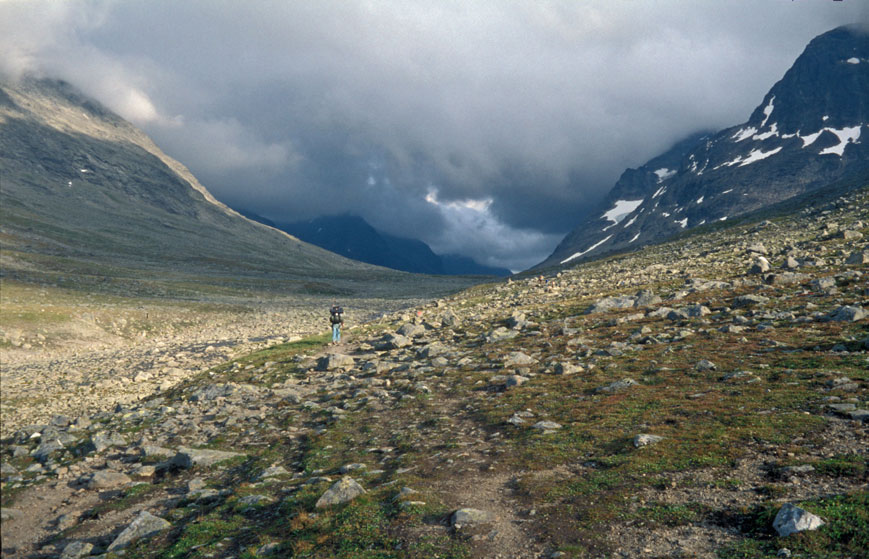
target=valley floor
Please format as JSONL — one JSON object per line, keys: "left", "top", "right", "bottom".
{"left": 1, "top": 188, "right": 867, "bottom": 559}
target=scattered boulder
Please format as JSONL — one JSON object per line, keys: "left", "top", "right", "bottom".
{"left": 826, "top": 306, "right": 866, "bottom": 322}
{"left": 106, "top": 511, "right": 171, "bottom": 552}
{"left": 773, "top": 503, "right": 825, "bottom": 537}
{"left": 503, "top": 351, "right": 537, "bottom": 367}
{"left": 732, "top": 294, "right": 769, "bottom": 308}
{"left": 749, "top": 256, "right": 771, "bottom": 274}
{"left": 317, "top": 353, "right": 355, "bottom": 371}
{"left": 532, "top": 420, "right": 563, "bottom": 432}
{"left": 170, "top": 447, "right": 243, "bottom": 469}
{"left": 397, "top": 322, "right": 426, "bottom": 338}
{"left": 451, "top": 508, "right": 494, "bottom": 529}
{"left": 315, "top": 477, "right": 366, "bottom": 508}
{"left": 86, "top": 470, "right": 132, "bottom": 490}
{"left": 587, "top": 296, "right": 636, "bottom": 314}
{"left": 595, "top": 378, "right": 639, "bottom": 393}
{"left": 60, "top": 541, "right": 93, "bottom": 559}
{"left": 633, "top": 434, "right": 664, "bottom": 447}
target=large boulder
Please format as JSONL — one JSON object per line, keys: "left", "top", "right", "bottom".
{"left": 773, "top": 503, "right": 825, "bottom": 537}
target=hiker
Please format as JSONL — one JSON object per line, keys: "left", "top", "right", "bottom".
{"left": 329, "top": 303, "right": 344, "bottom": 344}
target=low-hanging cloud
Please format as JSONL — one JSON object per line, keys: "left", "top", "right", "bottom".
{"left": 2, "top": 0, "right": 866, "bottom": 270}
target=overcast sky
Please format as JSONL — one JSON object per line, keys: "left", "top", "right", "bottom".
{"left": 2, "top": 1, "right": 866, "bottom": 271}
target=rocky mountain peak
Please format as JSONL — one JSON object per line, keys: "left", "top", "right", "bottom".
{"left": 541, "top": 26, "right": 868, "bottom": 269}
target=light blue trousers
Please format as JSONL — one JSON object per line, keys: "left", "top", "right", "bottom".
{"left": 332, "top": 324, "right": 341, "bottom": 342}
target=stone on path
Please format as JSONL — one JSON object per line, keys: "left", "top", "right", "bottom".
{"left": 773, "top": 503, "right": 825, "bottom": 537}
{"left": 107, "top": 511, "right": 171, "bottom": 551}
{"left": 315, "top": 476, "right": 366, "bottom": 508}
{"left": 451, "top": 508, "right": 494, "bottom": 529}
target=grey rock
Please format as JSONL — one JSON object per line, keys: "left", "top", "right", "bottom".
{"left": 633, "top": 290, "right": 662, "bottom": 308}
{"left": 633, "top": 434, "right": 664, "bottom": 447}
{"left": 749, "top": 256, "right": 771, "bottom": 274}
{"left": 107, "top": 511, "right": 171, "bottom": 551}
{"left": 1, "top": 508, "right": 22, "bottom": 521}
{"left": 486, "top": 327, "right": 518, "bottom": 343}
{"left": 315, "top": 476, "right": 366, "bottom": 508}
{"left": 826, "top": 305, "right": 866, "bottom": 322}
{"left": 733, "top": 294, "right": 770, "bottom": 308}
{"left": 532, "top": 420, "right": 562, "bottom": 432}
{"left": 847, "top": 409, "right": 869, "bottom": 422}
{"left": 238, "top": 494, "right": 271, "bottom": 506}
{"left": 60, "top": 541, "right": 93, "bottom": 559}
{"left": 695, "top": 359, "right": 717, "bottom": 371}
{"left": 810, "top": 277, "right": 837, "bottom": 291}
{"left": 503, "top": 351, "right": 537, "bottom": 367}
{"left": 339, "top": 463, "right": 367, "bottom": 474}
{"left": 783, "top": 256, "right": 801, "bottom": 269}
{"left": 846, "top": 250, "right": 868, "bottom": 265}
{"left": 451, "top": 508, "right": 494, "bottom": 529}
{"left": 92, "top": 431, "right": 126, "bottom": 452}
{"left": 317, "top": 353, "right": 355, "bottom": 371}
{"left": 554, "top": 362, "right": 583, "bottom": 375}
{"left": 87, "top": 470, "right": 132, "bottom": 490}
{"left": 170, "top": 447, "right": 243, "bottom": 469}
{"left": 397, "top": 322, "right": 426, "bottom": 338}
{"left": 504, "top": 374, "right": 529, "bottom": 388}
{"left": 418, "top": 342, "right": 449, "bottom": 358}
{"left": 507, "top": 311, "right": 528, "bottom": 329}
{"left": 141, "top": 445, "right": 173, "bottom": 458}
{"left": 377, "top": 333, "right": 411, "bottom": 350}
{"left": 773, "top": 503, "right": 824, "bottom": 537}
{"left": 31, "top": 439, "right": 64, "bottom": 462}
{"left": 259, "top": 465, "right": 290, "bottom": 479}
{"left": 721, "top": 370, "right": 760, "bottom": 383}
{"left": 256, "top": 542, "right": 282, "bottom": 556}
{"left": 587, "top": 296, "right": 636, "bottom": 314}
{"left": 595, "top": 378, "right": 639, "bottom": 393}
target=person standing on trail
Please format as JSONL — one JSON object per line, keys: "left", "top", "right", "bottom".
{"left": 329, "top": 303, "right": 344, "bottom": 344}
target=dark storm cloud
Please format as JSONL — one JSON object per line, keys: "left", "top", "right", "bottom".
{"left": 2, "top": 1, "right": 866, "bottom": 271}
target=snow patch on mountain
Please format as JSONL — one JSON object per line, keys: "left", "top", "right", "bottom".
{"left": 732, "top": 127, "right": 757, "bottom": 142}
{"left": 716, "top": 146, "right": 783, "bottom": 168}
{"left": 818, "top": 125, "right": 862, "bottom": 156}
{"left": 601, "top": 199, "right": 644, "bottom": 231}
{"left": 760, "top": 96, "right": 775, "bottom": 127}
{"left": 654, "top": 168, "right": 676, "bottom": 182}
{"left": 561, "top": 235, "right": 613, "bottom": 264}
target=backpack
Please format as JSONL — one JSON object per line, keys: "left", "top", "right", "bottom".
{"left": 330, "top": 307, "right": 343, "bottom": 324}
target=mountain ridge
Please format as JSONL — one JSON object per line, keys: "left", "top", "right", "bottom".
{"left": 541, "top": 25, "right": 869, "bottom": 268}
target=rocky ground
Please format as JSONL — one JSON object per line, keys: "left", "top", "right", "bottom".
{"left": 1, "top": 188, "right": 867, "bottom": 559}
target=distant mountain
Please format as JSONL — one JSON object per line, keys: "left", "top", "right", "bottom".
{"left": 541, "top": 25, "right": 869, "bottom": 268}
{"left": 0, "top": 78, "right": 408, "bottom": 295}
{"left": 269, "top": 214, "right": 510, "bottom": 276}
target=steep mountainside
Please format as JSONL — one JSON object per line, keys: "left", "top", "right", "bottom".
{"left": 276, "top": 214, "right": 511, "bottom": 276}
{"left": 0, "top": 78, "right": 418, "bottom": 296}
{"left": 542, "top": 25, "right": 868, "bottom": 268}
